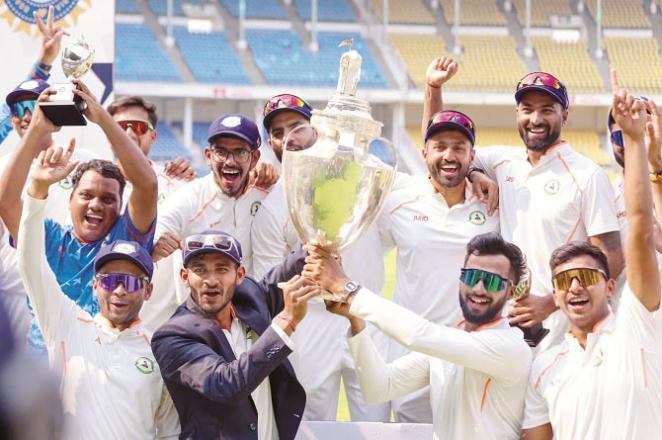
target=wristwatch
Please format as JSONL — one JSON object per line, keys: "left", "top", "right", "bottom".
{"left": 651, "top": 171, "right": 662, "bottom": 183}
{"left": 467, "top": 166, "right": 486, "bottom": 183}
{"left": 337, "top": 280, "right": 361, "bottom": 303}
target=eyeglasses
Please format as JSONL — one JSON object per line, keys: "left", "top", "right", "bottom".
{"left": 9, "top": 99, "right": 36, "bottom": 118}
{"left": 516, "top": 72, "right": 564, "bottom": 92}
{"left": 209, "top": 147, "right": 252, "bottom": 164}
{"left": 460, "top": 268, "right": 511, "bottom": 292}
{"left": 185, "top": 233, "right": 238, "bottom": 255}
{"left": 427, "top": 110, "right": 475, "bottom": 133}
{"left": 96, "top": 273, "right": 148, "bottom": 293}
{"left": 117, "top": 120, "right": 154, "bottom": 136}
{"left": 610, "top": 130, "right": 624, "bottom": 148}
{"left": 551, "top": 267, "right": 607, "bottom": 291}
{"left": 263, "top": 94, "right": 312, "bottom": 116}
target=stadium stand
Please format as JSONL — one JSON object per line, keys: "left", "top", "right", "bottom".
{"left": 604, "top": 37, "right": 662, "bottom": 94}
{"left": 369, "top": 0, "right": 435, "bottom": 24}
{"left": 390, "top": 33, "right": 445, "bottom": 88}
{"left": 219, "top": 0, "right": 288, "bottom": 20}
{"left": 147, "top": 0, "right": 185, "bottom": 16}
{"left": 294, "top": 0, "right": 356, "bottom": 22}
{"left": 116, "top": 0, "right": 142, "bottom": 15}
{"left": 531, "top": 37, "right": 604, "bottom": 93}
{"left": 245, "top": 30, "right": 386, "bottom": 87}
{"left": 440, "top": 0, "right": 507, "bottom": 26}
{"left": 115, "top": 23, "right": 184, "bottom": 82}
{"left": 511, "top": 0, "right": 574, "bottom": 27}
{"left": 150, "top": 122, "right": 192, "bottom": 161}
{"left": 585, "top": 0, "right": 650, "bottom": 28}
{"left": 173, "top": 26, "right": 251, "bottom": 84}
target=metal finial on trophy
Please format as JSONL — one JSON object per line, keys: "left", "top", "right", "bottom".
{"left": 336, "top": 39, "right": 362, "bottom": 97}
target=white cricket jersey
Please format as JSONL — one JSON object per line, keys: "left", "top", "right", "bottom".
{"left": 16, "top": 195, "right": 180, "bottom": 440}
{"left": 523, "top": 285, "right": 662, "bottom": 439}
{"left": 156, "top": 172, "right": 269, "bottom": 277}
{"left": 348, "top": 288, "right": 532, "bottom": 440}
{"left": 474, "top": 143, "right": 620, "bottom": 347}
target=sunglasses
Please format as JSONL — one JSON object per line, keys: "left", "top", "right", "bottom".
{"left": 460, "top": 268, "right": 511, "bottom": 292}
{"left": 117, "top": 120, "right": 154, "bottom": 136}
{"left": 263, "top": 94, "right": 312, "bottom": 116}
{"left": 209, "top": 147, "right": 252, "bottom": 164}
{"left": 427, "top": 110, "right": 475, "bottom": 133}
{"left": 516, "top": 72, "right": 564, "bottom": 91}
{"left": 9, "top": 99, "right": 36, "bottom": 118}
{"left": 610, "top": 130, "right": 624, "bottom": 148}
{"left": 185, "top": 233, "right": 238, "bottom": 255}
{"left": 96, "top": 273, "right": 148, "bottom": 293}
{"left": 551, "top": 267, "right": 607, "bottom": 291}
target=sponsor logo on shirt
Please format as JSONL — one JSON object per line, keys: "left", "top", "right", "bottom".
{"left": 135, "top": 356, "right": 155, "bottom": 374}
{"left": 413, "top": 214, "right": 429, "bottom": 222}
{"left": 469, "top": 211, "right": 486, "bottom": 225}
{"left": 544, "top": 179, "right": 561, "bottom": 195}
{"left": 250, "top": 201, "right": 261, "bottom": 216}
{"left": 505, "top": 176, "right": 515, "bottom": 183}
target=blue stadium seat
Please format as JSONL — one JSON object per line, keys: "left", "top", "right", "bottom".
{"left": 116, "top": 0, "right": 141, "bottom": 14}
{"left": 115, "top": 24, "right": 183, "bottom": 82}
{"left": 219, "top": 0, "right": 288, "bottom": 19}
{"left": 147, "top": 0, "right": 185, "bottom": 16}
{"left": 294, "top": 0, "right": 356, "bottom": 22}
{"left": 245, "top": 30, "right": 386, "bottom": 88}
{"left": 173, "top": 27, "right": 251, "bottom": 84}
{"left": 150, "top": 122, "right": 192, "bottom": 161}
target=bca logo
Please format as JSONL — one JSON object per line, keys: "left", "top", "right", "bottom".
{"left": 250, "top": 201, "right": 261, "bottom": 216}
{"left": 135, "top": 356, "right": 155, "bottom": 374}
{"left": 58, "top": 175, "right": 74, "bottom": 190}
{"left": 469, "top": 211, "right": 486, "bottom": 225}
{"left": 544, "top": 179, "right": 560, "bottom": 195}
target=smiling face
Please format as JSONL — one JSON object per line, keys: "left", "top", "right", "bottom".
{"left": 181, "top": 252, "right": 245, "bottom": 317}
{"left": 423, "top": 129, "right": 474, "bottom": 189}
{"left": 458, "top": 253, "right": 513, "bottom": 326}
{"left": 516, "top": 91, "right": 567, "bottom": 152}
{"left": 93, "top": 259, "right": 152, "bottom": 330}
{"left": 267, "top": 111, "right": 311, "bottom": 162}
{"left": 70, "top": 170, "right": 122, "bottom": 242}
{"left": 205, "top": 136, "right": 260, "bottom": 198}
{"left": 10, "top": 96, "right": 37, "bottom": 138}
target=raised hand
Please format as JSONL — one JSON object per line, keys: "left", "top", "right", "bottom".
{"left": 302, "top": 244, "right": 350, "bottom": 295}
{"left": 610, "top": 69, "right": 646, "bottom": 140}
{"left": 425, "top": 56, "right": 458, "bottom": 89}
{"left": 28, "top": 139, "right": 79, "bottom": 198}
{"left": 164, "top": 157, "right": 197, "bottom": 181}
{"left": 70, "top": 79, "right": 106, "bottom": 124}
{"left": 35, "top": 5, "right": 65, "bottom": 66}
{"left": 645, "top": 100, "right": 662, "bottom": 171}
{"left": 152, "top": 232, "right": 182, "bottom": 262}
{"left": 249, "top": 161, "right": 279, "bottom": 190}
{"left": 276, "top": 275, "right": 320, "bottom": 332}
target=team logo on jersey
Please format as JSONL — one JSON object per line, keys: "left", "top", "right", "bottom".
{"left": 158, "top": 192, "right": 166, "bottom": 205}
{"left": 469, "top": 210, "right": 486, "bottom": 225}
{"left": 544, "top": 179, "right": 560, "bottom": 195}
{"left": 250, "top": 201, "right": 261, "bottom": 216}
{"left": 1, "top": 1, "right": 89, "bottom": 36}
{"left": 58, "top": 175, "right": 73, "bottom": 190}
{"left": 135, "top": 356, "right": 155, "bottom": 374}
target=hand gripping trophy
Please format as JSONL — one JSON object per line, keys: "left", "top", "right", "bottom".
{"left": 281, "top": 41, "right": 397, "bottom": 300}
{"left": 512, "top": 268, "right": 549, "bottom": 347}
{"left": 39, "top": 35, "right": 94, "bottom": 126}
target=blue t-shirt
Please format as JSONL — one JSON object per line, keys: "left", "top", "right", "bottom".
{"left": 27, "top": 210, "right": 155, "bottom": 350}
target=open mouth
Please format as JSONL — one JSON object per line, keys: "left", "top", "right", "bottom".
{"left": 567, "top": 296, "right": 590, "bottom": 313}
{"left": 527, "top": 126, "right": 548, "bottom": 139}
{"left": 201, "top": 291, "right": 221, "bottom": 301}
{"left": 439, "top": 162, "right": 460, "bottom": 176}
{"left": 220, "top": 168, "right": 241, "bottom": 186}
{"left": 467, "top": 294, "right": 491, "bottom": 311}
{"left": 84, "top": 213, "right": 103, "bottom": 228}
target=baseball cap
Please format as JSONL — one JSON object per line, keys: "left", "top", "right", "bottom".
{"left": 94, "top": 240, "right": 154, "bottom": 280}
{"left": 515, "top": 72, "right": 569, "bottom": 110}
{"left": 262, "top": 94, "right": 313, "bottom": 131}
{"left": 183, "top": 231, "right": 243, "bottom": 267}
{"left": 5, "top": 79, "right": 50, "bottom": 106}
{"left": 207, "top": 114, "right": 261, "bottom": 150}
{"left": 425, "top": 110, "right": 476, "bottom": 145}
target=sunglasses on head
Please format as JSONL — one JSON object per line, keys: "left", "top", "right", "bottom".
{"left": 96, "top": 273, "right": 148, "bottom": 293}
{"left": 428, "top": 110, "right": 475, "bottom": 132}
{"left": 185, "top": 233, "right": 238, "bottom": 254}
{"left": 263, "top": 94, "right": 311, "bottom": 116}
{"left": 9, "top": 99, "right": 36, "bottom": 118}
{"left": 516, "top": 72, "right": 564, "bottom": 91}
{"left": 117, "top": 120, "right": 154, "bottom": 136}
{"left": 460, "top": 268, "right": 512, "bottom": 292}
{"left": 551, "top": 267, "right": 607, "bottom": 291}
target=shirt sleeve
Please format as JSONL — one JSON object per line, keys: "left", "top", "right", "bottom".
{"left": 347, "top": 328, "right": 430, "bottom": 404}
{"left": 615, "top": 283, "right": 662, "bottom": 348}
{"left": 521, "top": 365, "right": 551, "bottom": 429}
{"left": 582, "top": 168, "right": 620, "bottom": 236}
{"left": 17, "top": 195, "right": 81, "bottom": 346}
{"left": 122, "top": 208, "right": 156, "bottom": 249}
{"left": 270, "top": 322, "right": 295, "bottom": 350}
{"left": 349, "top": 288, "right": 532, "bottom": 382}
{"left": 251, "top": 203, "right": 289, "bottom": 280}
{"left": 155, "top": 384, "right": 181, "bottom": 439}
{"left": 155, "top": 184, "right": 191, "bottom": 239}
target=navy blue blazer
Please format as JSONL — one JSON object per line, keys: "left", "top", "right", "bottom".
{"left": 151, "top": 249, "right": 306, "bottom": 440}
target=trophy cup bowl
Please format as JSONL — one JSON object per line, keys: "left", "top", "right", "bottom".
{"left": 39, "top": 35, "right": 95, "bottom": 126}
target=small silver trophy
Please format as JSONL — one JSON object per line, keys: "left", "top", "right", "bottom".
{"left": 39, "top": 35, "right": 95, "bottom": 126}
{"left": 282, "top": 41, "right": 397, "bottom": 300}
{"left": 512, "top": 268, "right": 549, "bottom": 347}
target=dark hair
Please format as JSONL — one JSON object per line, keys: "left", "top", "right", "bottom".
{"left": 549, "top": 241, "right": 610, "bottom": 279}
{"left": 71, "top": 160, "right": 126, "bottom": 201}
{"left": 106, "top": 96, "right": 158, "bottom": 128}
{"left": 464, "top": 232, "right": 527, "bottom": 284}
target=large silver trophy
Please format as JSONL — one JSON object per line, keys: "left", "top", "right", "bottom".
{"left": 39, "top": 35, "right": 95, "bottom": 126}
{"left": 282, "top": 42, "right": 397, "bottom": 300}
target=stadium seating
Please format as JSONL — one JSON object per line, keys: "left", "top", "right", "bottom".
{"left": 293, "top": 0, "right": 356, "bottom": 22}
{"left": 531, "top": 37, "right": 604, "bottom": 93}
{"left": 116, "top": 0, "right": 141, "bottom": 14}
{"left": 150, "top": 122, "right": 192, "bottom": 161}
{"left": 440, "top": 0, "right": 507, "bottom": 26}
{"left": 147, "top": 0, "right": 185, "bottom": 16}
{"left": 115, "top": 24, "right": 184, "bottom": 82}
{"left": 245, "top": 30, "right": 386, "bottom": 87}
{"left": 390, "top": 33, "right": 445, "bottom": 88}
{"left": 219, "top": 0, "right": 288, "bottom": 20}
{"left": 604, "top": 37, "right": 662, "bottom": 94}
{"left": 585, "top": 0, "right": 650, "bottom": 28}
{"left": 369, "top": 0, "right": 435, "bottom": 24}
{"left": 511, "top": 0, "right": 573, "bottom": 27}
{"left": 172, "top": 27, "right": 251, "bottom": 84}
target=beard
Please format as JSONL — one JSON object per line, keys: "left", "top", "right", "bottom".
{"left": 519, "top": 123, "right": 562, "bottom": 152}
{"left": 428, "top": 160, "right": 467, "bottom": 188}
{"left": 458, "top": 291, "right": 508, "bottom": 326}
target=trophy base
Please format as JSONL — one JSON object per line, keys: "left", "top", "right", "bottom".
{"left": 39, "top": 82, "right": 87, "bottom": 126}
{"left": 516, "top": 324, "right": 550, "bottom": 348}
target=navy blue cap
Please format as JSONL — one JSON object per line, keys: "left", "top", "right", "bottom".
{"left": 262, "top": 94, "right": 313, "bottom": 131}
{"left": 94, "top": 240, "right": 154, "bottom": 280}
{"left": 183, "top": 231, "right": 243, "bottom": 267}
{"left": 207, "top": 114, "right": 261, "bottom": 150}
{"left": 515, "top": 72, "right": 569, "bottom": 110}
{"left": 6, "top": 79, "right": 50, "bottom": 106}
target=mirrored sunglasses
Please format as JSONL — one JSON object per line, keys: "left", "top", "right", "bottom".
{"left": 263, "top": 94, "right": 311, "bottom": 116}
{"left": 9, "top": 99, "right": 36, "bottom": 118}
{"left": 551, "top": 267, "right": 607, "bottom": 291}
{"left": 516, "top": 72, "right": 563, "bottom": 91}
{"left": 185, "top": 233, "right": 237, "bottom": 254}
{"left": 96, "top": 273, "right": 148, "bottom": 293}
{"left": 117, "top": 120, "right": 153, "bottom": 136}
{"left": 427, "top": 110, "right": 475, "bottom": 132}
{"left": 460, "top": 268, "right": 511, "bottom": 292}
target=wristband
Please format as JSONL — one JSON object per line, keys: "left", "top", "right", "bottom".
{"left": 427, "top": 82, "right": 441, "bottom": 89}
{"left": 37, "top": 62, "right": 52, "bottom": 72}
{"left": 651, "top": 171, "right": 662, "bottom": 183}
{"left": 276, "top": 314, "right": 297, "bottom": 332}
{"left": 467, "top": 166, "right": 486, "bottom": 183}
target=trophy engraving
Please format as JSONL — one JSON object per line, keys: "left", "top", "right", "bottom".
{"left": 512, "top": 269, "right": 549, "bottom": 347}
{"left": 39, "top": 35, "right": 95, "bottom": 126}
